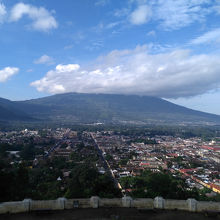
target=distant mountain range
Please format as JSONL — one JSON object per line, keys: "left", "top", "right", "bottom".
{"left": 0, "top": 93, "right": 220, "bottom": 125}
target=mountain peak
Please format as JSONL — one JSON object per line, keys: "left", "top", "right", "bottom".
{"left": 1, "top": 93, "right": 219, "bottom": 125}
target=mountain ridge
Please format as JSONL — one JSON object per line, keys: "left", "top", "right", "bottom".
{"left": 0, "top": 98, "right": 32, "bottom": 121}
{"left": 0, "top": 93, "right": 219, "bottom": 125}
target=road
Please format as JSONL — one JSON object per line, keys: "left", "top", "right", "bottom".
{"left": 44, "top": 136, "right": 69, "bottom": 158}
{"left": 90, "top": 132, "right": 122, "bottom": 191}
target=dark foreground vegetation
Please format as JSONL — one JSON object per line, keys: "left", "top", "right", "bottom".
{"left": 120, "top": 170, "right": 220, "bottom": 201}
{"left": 0, "top": 141, "right": 121, "bottom": 202}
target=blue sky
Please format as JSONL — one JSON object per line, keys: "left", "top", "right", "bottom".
{"left": 1, "top": 0, "right": 220, "bottom": 114}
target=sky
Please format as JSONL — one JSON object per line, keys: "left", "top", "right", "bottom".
{"left": 1, "top": 0, "right": 220, "bottom": 114}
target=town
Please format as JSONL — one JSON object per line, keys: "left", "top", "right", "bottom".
{"left": 1, "top": 127, "right": 220, "bottom": 202}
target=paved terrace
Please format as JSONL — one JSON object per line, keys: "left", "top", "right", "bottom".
{"left": 1, "top": 208, "right": 220, "bottom": 220}
{"left": 1, "top": 196, "right": 220, "bottom": 220}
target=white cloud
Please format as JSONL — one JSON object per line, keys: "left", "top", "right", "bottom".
{"left": 0, "top": 2, "right": 6, "bottom": 23}
{"left": 64, "top": 44, "right": 74, "bottom": 50}
{"left": 95, "top": 0, "right": 110, "bottom": 6}
{"left": 121, "top": 0, "right": 214, "bottom": 29}
{"left": 147, "top": 30, "right": 156, "bottom": 37}
{"left": 106, "top": 21, "right": 122, "bottom": 29}
{"left": 190, "top": 28, "right": 220, "bottom": 45}
{"left": 0, "top": 67, "right": 19, "bottom": 82}
{"left": 129, "top": 4, "right": 151, "bottom": 25}
{"left": 34, "top": 55, "right": 55, "bottom": 65}
{"left": 31, "top": 64, "right": 80, "bottom": 93}
{"left": 26, "top": 69, "right": 33, "bottom": 72}
{"left": 85, "top": 40, "right": 104, "bottom": 51}
{"left": 154, "top": 0, "right": 211, "bottom": 30}
{"left": 10, "top": 3, "right": 58, "bottom": 32}
{"left": 214, "top": 5, "right": 220, "bottom": 14}
{"left": 31, "top": 45, "right": 220, "bottom": 98}
{"left": 114, "top": 8, "right": 130, "bottom": 17}
{"left": 213, "top": 0, "right": 220, "bottom": 14}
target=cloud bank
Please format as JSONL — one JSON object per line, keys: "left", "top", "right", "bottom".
{"left": 0, "top": 67, "right": 19, "bottom": 82}
{"left": 31, "top": 45, "right": 220, "bottom": 98}
{"left": 10, "top": 3, "right": 58, "bottom": 32}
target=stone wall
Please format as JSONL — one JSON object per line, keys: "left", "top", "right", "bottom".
{"left": 0, "top": 197, "right": 220, "bottom": 214}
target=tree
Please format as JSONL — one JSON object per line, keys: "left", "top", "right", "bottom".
{"left": 20, "top": 144, "right": 35, "bottom": 160}
{"left": 65, "top": 164, "right": 121, "bottom": 198}
{"left": 105, "top": 154, "right": 113, "bottom": 161}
